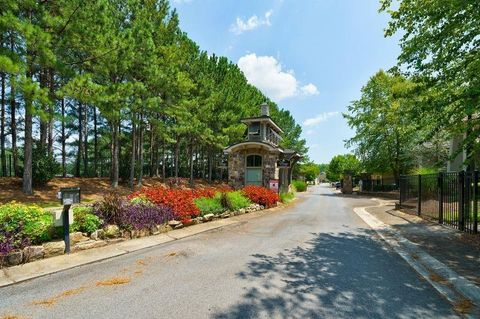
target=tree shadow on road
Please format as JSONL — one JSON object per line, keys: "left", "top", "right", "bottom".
{"left": 213, "top": 231, "right": 458, "bottom": 319}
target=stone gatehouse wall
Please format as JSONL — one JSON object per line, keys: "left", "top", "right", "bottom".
{"left": 228, "top": 149, "right": 279, "bottom": 189}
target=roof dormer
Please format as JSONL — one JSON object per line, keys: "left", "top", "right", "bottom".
{"left": 241, "top": 103, "right": 283, "bottom": 146}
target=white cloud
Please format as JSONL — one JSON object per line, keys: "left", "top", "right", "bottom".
{"left": 172, "top": 0, "right": 192, "bottom": 4}
{"left": 230, "top": 10, "right": 273, "bottom": 35}
{"left": 300, "top": 83, "right": 319, "bottom": 95}
{"left": 237, "top": 53, "right": 319, "bottom": 102}
{"left": 303, "top": 112, "right": 339, "bottom": 126}
{"left": 305, "top": 129, "right": 315, "bottom": 135}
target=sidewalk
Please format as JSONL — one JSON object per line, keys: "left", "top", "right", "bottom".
{"left": 367, "top": 203, "right": 480, "bottom": 286}
{"left": 360, "top": 201, "right": 480, "bottom": 317}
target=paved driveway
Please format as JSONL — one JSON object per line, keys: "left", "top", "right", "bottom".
{"left": 0, "top": 185, "right": 459, "bottom": 318}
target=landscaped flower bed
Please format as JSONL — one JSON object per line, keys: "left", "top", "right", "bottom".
{"left": 242, "top": 185, "right": 280, "bottom": 208}
{"left": 129, "top": 187, "right": 228, "bottom": 219}
{"left": 0, "top": 185, "right": 283, "bottom": 268}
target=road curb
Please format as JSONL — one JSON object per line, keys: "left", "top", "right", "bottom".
{"left": 0, "top": 199, "right": 298, "bottom": 288}
{"left": 354, "top": 202, "right": 480, "bottom": 318}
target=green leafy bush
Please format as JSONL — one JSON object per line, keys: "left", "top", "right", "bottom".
{"left": 71, "top": 206, "right": 102, "bottom": 234}
{"left": 280, "top": 192, "right": 295, "bottom": 203}
{"left": 129, "top": 195, "right": 155, "bottom": 206}
{"left": 292, "top": 180, "right": 307, "bottom": 192}
{"left": 32, "top": 142, "right": 61, "bottom": 186}
{"left": 194, "top": 197, "right": 225, "bottom": 216}
{"left": 219, "top": 191, "right": 251, "bottom": 211}
{"left": 0, "top": 202, "right": 53, "bottom": 243}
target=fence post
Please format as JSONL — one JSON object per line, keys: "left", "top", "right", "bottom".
{"left": 459, "top": 171, "right": 465, "bottom": 231}
{"left": 417, "top": 174, "right": 422, "bottom": 216}
{"left": 474, "top": 171, "right": 478, "bottom": 233}
{"left": 438, "top": 172, "right": 444, "bottom": 224}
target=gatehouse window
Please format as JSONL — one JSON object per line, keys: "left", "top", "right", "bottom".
{"left": 246, "top": 154, "right": 262, "bottom": 167}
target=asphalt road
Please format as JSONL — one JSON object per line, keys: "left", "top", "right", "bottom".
{"left": 0, "top": 185, "right": 460, "bottom": 319}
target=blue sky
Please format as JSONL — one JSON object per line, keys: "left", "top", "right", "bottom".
{"left": 172, "top": 0, "right": 401, "bottom": 164}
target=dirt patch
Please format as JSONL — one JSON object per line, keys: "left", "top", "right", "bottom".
{"left": 453, "top": 298, "right": 473, "bottom": 314}
{"left": 31, "top": 298, "right": 57, "bottom": 307}
{"left": 31, "top": 287, "right": 86, "bottom": 307}
{"left": 1, "top": 315, "right": 30, "bottom": 319}
{"left": 96, "top": 276, "right": 131, "bottom": 286}
{"left": 0, "top": 177, "right": 228, "bottom": 206}
{"left": 428, "top": 272, "right": 448, "bottom": 284}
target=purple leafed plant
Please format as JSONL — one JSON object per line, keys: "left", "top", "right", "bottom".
{"left": 0, "top": 225, "right": 31, "bottom": 255}
{"left": 118, "top": 203, "right": 174, "bottom": 230}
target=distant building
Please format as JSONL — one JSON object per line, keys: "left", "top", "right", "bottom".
{"left": 224, "top": 103, "right": 300, "bottom": 192}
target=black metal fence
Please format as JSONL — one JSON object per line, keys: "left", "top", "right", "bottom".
{"left": 399, "top": 171, "right": 479, "bottom": 233}
{"left": 361, "top": 177, "right": 399, "bottom": 192}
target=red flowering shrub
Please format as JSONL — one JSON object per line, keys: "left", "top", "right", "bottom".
{"left": 242, "top": 185, "right": 279, "bottom": 208}
{"left": 129, "top": 187, "right": 226, "bottom": 219}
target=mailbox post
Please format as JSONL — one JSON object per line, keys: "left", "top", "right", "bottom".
{"left": 57, "top": 188, "right": 81, "bottom": 253}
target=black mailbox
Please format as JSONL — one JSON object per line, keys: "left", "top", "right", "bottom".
{"left": 58, "top": 187, "right": 81, "bottom": 205}
{"left": 57, "top": 187, "right": 80, "bottom": 254}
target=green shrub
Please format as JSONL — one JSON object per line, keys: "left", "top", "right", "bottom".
{"left": 32, "top": 142, "right": 61, "bottom": 186}
{"left": 0, "top": 202, "right": 53, "bottom": 243}
{"left": 219, "top": 191, "right": 251, "bottom": 211}
{"left": 292, "top": 180, "right": 307, "bottom": 192}
{"left": 194, "top": 197, "right": 225, "bottom": 215}
{"left": 71, "top": 206, "right": 102, "bottom": 234}
{"left": 130, "top": 195, "right": 154, "bottom": 206}
{"left": 280, "top": 192, "right": 295, "bottom": 203}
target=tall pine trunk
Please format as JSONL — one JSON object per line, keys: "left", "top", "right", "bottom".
{"left": 22, "top": 66, "right": 33, "bottom": 194}
{"left": 47, "top": 68, "right": 55, "bottom": 156}
{"left": 10, "top": 72, "right": 18, "bottom": 177}
{"left": 76, "top": 102, "right": 83, "bottom": 177}
{"left": 174, "top": 136, "right": 179, "bottom": 178}
{"left": 208, "top": 148, "right": 213, "bottom": 183}
{"left": 0, "top": 72, "right": 6, "bottom": 177}
{"left": 110, "top": 119, "right": 119, "bottom": 188}
{"left": 83, "top": 104, "right": 88, "bottom": 176}
{"left": 149, "top": 121, "right": 155, "bottom": 177}
{"left": 137, "top": 113, "right": 144, "bottom": 187}
{"left": 189, "top": 139, "right": 194, "bottom": 187}
{"left": 93, "top": 106, "right": 99, "bottom": 177}
{"left": 61, "top": 98, "right": 66, "bottom": 177}
{"left": 162, "top": 139, "right": 166, "bottom": 182}
{"left": 129, "top": 114, "right": 136, "bottom": 189}
{"left": 39, "top": 69, "right": 47, "bottom": 151}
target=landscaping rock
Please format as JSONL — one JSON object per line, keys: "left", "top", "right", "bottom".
{"left": 104, "top": 225, "right": 120, "bottom": 238}
{"left": 106, "top": 238, "right": 125, "bottom": 244}
{"left": 70, "top": 232, "right": 89, "bottom": 245}
{"left": 168, "top": 220, "right": 182, "bottom": 227}
{"left": 121, "top": 230, "right": 131, "bottom": 239}
{"left": 139, "top": 229, "right": 149, "bottom": 237}
{"left": 156, "top": 224, "right": 172, "bottom": 233}
{"left": 234, "top": 209, "right": 245, "bottom": 216}
{"left": 182, "top": 219, "right": 195, "bottom": 227}
{"left": 7, "top": 251, "right": 23, "bottom": 266}
{"left": 174, "top": 223, "right": 184, "bottom": 229}
{"left": 73, "top": 240, "right": 107, "bottom": 252}
{"left": 220, "top": 212, "right": 230, "bottom": 218}
{"left": 90, "top": 229, "right": 105, "bottom": 241}
{"left": 203, "top": 214, "right": 214, "bottom": 221}
{"left": 43, "top": 241, "right": 65, "bottom": 258}
{"left": 23, "top": 246, "right": 45, "bottom": 262}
